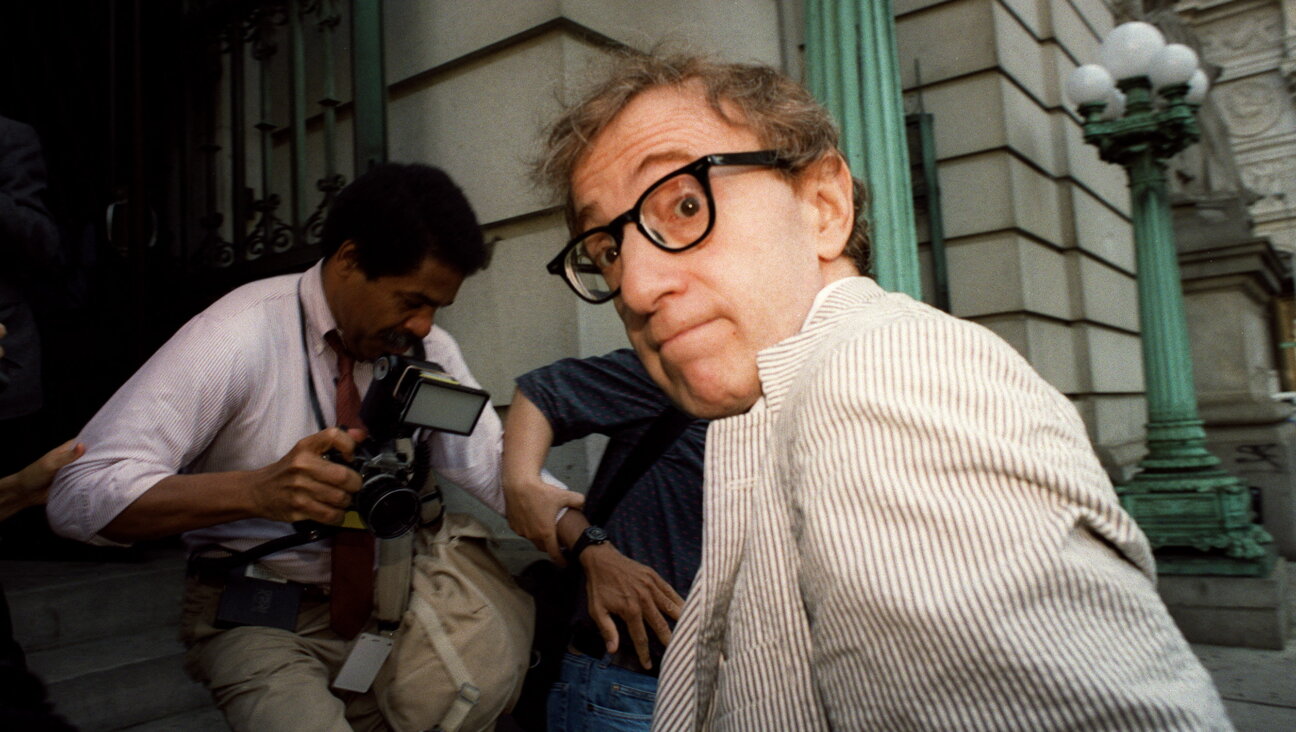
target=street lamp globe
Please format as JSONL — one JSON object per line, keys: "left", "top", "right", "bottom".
{"left": 1100, "top": 89, "right": 1127, "bottom": 121}
{"left": 1066, "top": 63, "right": 1116, "bottom": 107}
{"left": 1099, "top": 21, "right": 1166, "bottom": 80}
{"left": 1149, "top": 43, "right": 1200, "bottom": 90}
{"left": 1186, "top": 69, "right": 1210, "bottom": 105}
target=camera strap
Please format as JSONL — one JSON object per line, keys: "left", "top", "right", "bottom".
{"left": 187, "top": 273, "right": 444, "bottom": 636}
{"left": 187, "top": 521, "right": 339, "bottom": 576}
{"left": 299, "top": 276, "right": 329, "bottom": 432}
{"left": 296, "top": 275, "right": 425, "bottom": 627}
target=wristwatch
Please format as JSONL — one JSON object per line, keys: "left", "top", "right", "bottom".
{"left": 568, "top": 525, "right": 610, "bottom": 562}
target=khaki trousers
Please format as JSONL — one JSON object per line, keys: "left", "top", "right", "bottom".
{"left": 181, "top": 579, "right": 387, "bottom": 732}
{"left": 180, "top": 514, "right": 533, "bottom": 732}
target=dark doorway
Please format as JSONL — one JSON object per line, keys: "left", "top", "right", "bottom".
{"left": 0, "top": 1, "right": 210, "bottom": 556}
{"left": 0, "top": 1, "right": 200, "bottom": 449}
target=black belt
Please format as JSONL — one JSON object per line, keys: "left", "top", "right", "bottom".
{"left": 189, "top": 562, "right": 331, "bottom": 603}
{"left": 570, "top": 620, "right": 660, "bottom": 677}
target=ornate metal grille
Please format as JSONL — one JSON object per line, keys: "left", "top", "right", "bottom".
{"left": 181, "top": 0, "right": 367, "bottom": 281}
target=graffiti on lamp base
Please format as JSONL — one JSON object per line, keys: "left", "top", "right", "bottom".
{"left": 1234, "top": 443, "right": 1283, "bottom": 470}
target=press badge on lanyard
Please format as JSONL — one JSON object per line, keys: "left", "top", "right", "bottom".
{"left": 333, "top": 632, "right": 395, "bottom": 692}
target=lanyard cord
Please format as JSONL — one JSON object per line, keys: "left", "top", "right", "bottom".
{"left": 298, "top": 276, "right": 328, "bottom": 432}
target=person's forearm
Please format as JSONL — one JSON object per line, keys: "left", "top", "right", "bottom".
{"left": 555, "top": 506, "right": 591, "bottom": 551}
{"left": 0, "top": 473, "right": 33, "bottom": 523}
{"left": 100, "top": 471, "right": 259, "bottom": 543}
{"left": 502, "top": 390, "right": 556, "bottom": 486}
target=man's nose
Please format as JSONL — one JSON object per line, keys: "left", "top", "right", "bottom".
{"left": 404, "top": 309, "right": 435, "bottom": 339}
{"left": 616, "top": 230, "right": 686, "bottom": 316}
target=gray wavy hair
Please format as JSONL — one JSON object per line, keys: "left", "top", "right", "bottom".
{"left": 532, "top": 50, "right": 871, "bottom": 275}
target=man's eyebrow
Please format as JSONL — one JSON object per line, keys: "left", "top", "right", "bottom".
{"left": 635, "top": 149, "right": 693, "bottom": 177}
{"left": 573, "top": 149, "right": 696, "bottom": 231}
{"left": 573, "top": 202, "right": 601, "bottom": 234}
{"left": 401, "top": 291, "right": 451, "bottom": 308}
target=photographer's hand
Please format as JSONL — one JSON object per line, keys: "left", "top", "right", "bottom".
{"left": 581, "top": 543, "right": 684, "bottom": 670}
{"left": 100, "top": 426, "right": 365, "bottom": 543}
{"left": 246, "top": 427, "right": 364, "bottom": 525}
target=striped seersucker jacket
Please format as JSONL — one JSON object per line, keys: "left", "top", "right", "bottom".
{"left": 651, "top": 277, "right": 1231, "bottom": 731}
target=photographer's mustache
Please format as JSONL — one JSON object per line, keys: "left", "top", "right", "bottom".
{"left": 380, "top": 329, "right": 419, "bottom": 353}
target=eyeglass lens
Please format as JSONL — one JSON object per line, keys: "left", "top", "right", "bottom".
{"left": 568, "top": 232, "right": 619, "bottom": 301}
{"left": 566, "top": 170, "right": 713, "bottom": 300}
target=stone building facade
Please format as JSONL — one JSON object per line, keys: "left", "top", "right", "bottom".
{"left": 189, "top": 0, "right": 1293, "bottom": 553}
{"left": 1178, "top": 0, "right": 1296, "bottom": 255}
{"left": 375, "top": 0, "right": 1151, "bottom": 487}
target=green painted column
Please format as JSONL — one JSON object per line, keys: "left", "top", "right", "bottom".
{"left": 804, "top": 0, "right": 921, "bottom": 298}
{"left": 351, "top": 0, "right": 387, "bottom": 174}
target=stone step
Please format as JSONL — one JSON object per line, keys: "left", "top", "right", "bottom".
{"left": 3, "top": 550, "right": 187, "bottom": 651}
{"left": 118, "top": 706, "right": 229, "bottom": 732}
{"left": 25, "top": 626, "right": 212, "bottom": 732}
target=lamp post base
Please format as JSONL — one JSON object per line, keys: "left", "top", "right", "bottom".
{"left": 1119, "top": 467, "right": 1275, "bottom": 576}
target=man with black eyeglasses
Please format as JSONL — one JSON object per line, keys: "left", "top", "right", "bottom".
{"left": 532, "top": 52, "right": 1229, "bottom": 731}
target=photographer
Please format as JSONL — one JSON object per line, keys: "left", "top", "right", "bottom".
{"left": 47, "top": 163, "right": 529, "bottom": 732}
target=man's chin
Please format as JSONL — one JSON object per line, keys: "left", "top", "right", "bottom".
{"left": 669, "top": 378, "right": 759, "bottom": 420}
{"left": 645, "top": 357, "right": 759, "bottom": 419}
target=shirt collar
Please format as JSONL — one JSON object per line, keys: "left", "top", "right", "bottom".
{"left": 752, "top": 276, "right": 886, "bottom": 413}
{"left": 800, "top": 276, "right": 858, "bottom": 330}
{"left": 299, "top": 259, "right": 336, "bottom": 357}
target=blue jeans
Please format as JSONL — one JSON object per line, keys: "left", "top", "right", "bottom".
{"left": 546, "top": 651, "right": 658, "bottom": 732}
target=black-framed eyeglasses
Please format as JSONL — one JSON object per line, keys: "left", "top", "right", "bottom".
{"left": 546, "top": 150, "right": 789, "bottom": 303}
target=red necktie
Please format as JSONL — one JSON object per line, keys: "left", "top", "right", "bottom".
{"left": 326, "top": 331, "right": 374, "bottom": 639}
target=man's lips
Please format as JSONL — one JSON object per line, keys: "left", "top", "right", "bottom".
{"left": 655, "top": 317, "right": 717, "bottom": 354}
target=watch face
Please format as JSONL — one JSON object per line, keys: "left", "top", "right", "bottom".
{"left": 586, "top": 526, "right": 608, "bottom": 543}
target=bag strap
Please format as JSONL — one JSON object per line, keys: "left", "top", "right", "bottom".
{"left": 587, "top": 406, "right": 694, "bottom": 527}
{"left": 411, "top": 593, "right": 481, "bottom": 732}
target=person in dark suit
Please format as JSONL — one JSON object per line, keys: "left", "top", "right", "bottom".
{"left": 0, "top": 113, "right": 61, "bottom": 475}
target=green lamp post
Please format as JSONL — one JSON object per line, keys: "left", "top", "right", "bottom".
{"left": 1066, "top": 22, "right": 1272, "bottom": 576}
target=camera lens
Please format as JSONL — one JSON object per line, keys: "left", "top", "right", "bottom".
{"left": 355, "top": 474, "right": 420, "bottom": 539}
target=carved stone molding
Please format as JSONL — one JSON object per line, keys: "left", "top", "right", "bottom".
{"left": 1197, "top": 3, "right": 1284, "bottom": 63}
{"left": 1241, "top": 156, "right": 1296, "bottom": 215}
{"left": 1217, "top": 77, "right": 1286, "bottom": 136}
{"left": 1283, "top": 0, "right": 1296, "bottom": 95}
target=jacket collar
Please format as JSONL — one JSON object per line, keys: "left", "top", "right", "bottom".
{"left": 754, "top": 276, "right": 888, "bottom": 413}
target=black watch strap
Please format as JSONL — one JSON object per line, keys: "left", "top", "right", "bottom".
{"left": 568, "top": 525, "right": 609, "bottom": 562}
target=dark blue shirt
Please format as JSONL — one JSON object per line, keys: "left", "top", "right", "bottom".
{"left": 516, "top": 348, "right": 705, "bottom": 598}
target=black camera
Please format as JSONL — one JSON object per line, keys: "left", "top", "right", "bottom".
{"left": 331, "top": 354, "right": 490, "bottom": 539}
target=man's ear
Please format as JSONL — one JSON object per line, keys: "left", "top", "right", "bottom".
{"left": 800, "top": 153, "right": 854, "bottom": 263}
{"left": 334, "top": 240, "right": 362, "bottom": 276}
